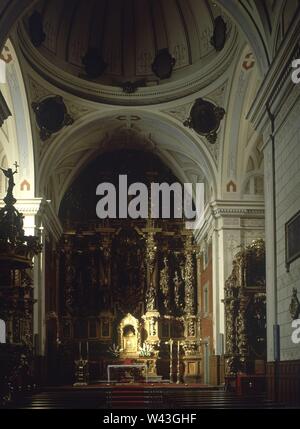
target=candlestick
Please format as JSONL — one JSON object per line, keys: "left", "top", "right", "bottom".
{"left": 79, "top": 341, "right": 82, "bottom": 360}
{"left": 176, "top": 341, "right": 181, "bottom": 384}
{"left": 169, "top": 339, "right": 173, "bottom": 383}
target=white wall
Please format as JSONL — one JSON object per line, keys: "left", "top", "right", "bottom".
{"left": 275, "top": 86, "right": 300, "bottom": 361}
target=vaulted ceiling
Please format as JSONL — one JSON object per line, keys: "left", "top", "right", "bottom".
{"left": 1, "top": 0, "right": 298, "bottom": 212}
{"left": 22, "top": 0, "right": 233, "bottom": 87}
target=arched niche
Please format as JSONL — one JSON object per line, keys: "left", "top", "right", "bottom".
{"left": 118, "top": 314, "right": 140, "bottom": 357}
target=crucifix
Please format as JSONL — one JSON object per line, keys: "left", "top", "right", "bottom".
{"left": 13, "top": 161, "right": 19, "bottom": 173}
{"left": 165, "top": 339, "right": 174, "bottom": 383}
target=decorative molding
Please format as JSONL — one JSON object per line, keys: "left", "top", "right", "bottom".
{"left": 163, "top": 101, "right": 193, "bottom": 123}
{"left": 242, "top": 52, "right": 255, "bottom": 71}
{"left": 226, "top": 181, "right": 237, "bottom": 192}
{"left": 213, "top": 207, "right": 265, "bottom": 218}
{"left": 194, "top": 200, "right": 265, "bottom": 243}
{"left": 31, "top": 95, "right": 74, "bottom": 141}
{"left": 0, "top": 45, "right": 13, "bottom": 64}
{"left": 28, "top": 77, "right": 51, "bottom": 101}
{"left": 151, "top": 49, "right": 176, "bottom": 80}
{"left": 211, "top": 16, "right": 227, "bottom": 52}
{"left": 184, "top": 98, "right": 225, "bottom": 145}
{"left": 210, "top": 200, "right": 265, "bottom": 219}
{"left": 16, "top": 23, "right": 240, "bottom": 106}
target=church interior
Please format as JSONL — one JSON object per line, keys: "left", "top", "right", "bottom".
{"left": 0, "top": 0, "right": 300, "bottom": 410}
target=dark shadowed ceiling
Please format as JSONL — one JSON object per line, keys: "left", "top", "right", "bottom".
{"left": 23, "top": 0, "right": 233, "bottom": 86}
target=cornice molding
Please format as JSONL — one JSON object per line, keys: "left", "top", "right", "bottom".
{"left": 0, "top": 198, "right": 43, "bottom": 215}
{"left": 194, "top": 199, "right": 265, "bottom": 243}
{"left": 210, "top": 200, "right": 265, "bottom": 219}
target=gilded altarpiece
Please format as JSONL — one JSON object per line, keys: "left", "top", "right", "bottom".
{"left": 224, "top": 240, "right": 266, "bottom": 381}
{"left": 56, "top": 151, "right": 201, "bottom": 383}
{"left": 57, "top": 223, "right": 200, "bottom": 382}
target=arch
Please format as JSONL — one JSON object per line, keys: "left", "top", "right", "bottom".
{"left": 37, "top": 109, "right": 218, "bottom": 214}
{"left": 217, "top": 0, "right": 270, "bottom": 75}
{"left": 220, "top": 43, "right": 262, "bottom": 197}
{"left": 119, "top": 314, "right": 140, "bottom": 356}
{"left": 0, "top": 39, "right": 35, "bottom": 198}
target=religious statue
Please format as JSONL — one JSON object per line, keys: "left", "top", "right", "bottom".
{"left": 1, "top": 162, "right": 18, "bottom": 198}
{"left": 99, "top": 243, "right": 111, "bottom": 287}
{"left": 146, "top": 286, "right": 156, "bottom": 311}
{"left": 0, "top": 162, "right": 28, "bottom": 244}
{"left": 160, "top": 257, "right": 170, "bottom": 313}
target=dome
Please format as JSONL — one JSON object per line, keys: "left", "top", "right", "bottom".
{"left": 21, "top": 0, "right": 235, "bottom": 95}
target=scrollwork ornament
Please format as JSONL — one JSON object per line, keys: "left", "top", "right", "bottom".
{"left": 184, "top": 236, "right": 195, "bottom": 315}
{"left": 145, "top": 233, "right": 156, "bottom": 275}
{"left": 160, "top": 256, "right": 170, "bottom": 312}
{"left": 144, "top": 232, "right": 158, "bottom": 313}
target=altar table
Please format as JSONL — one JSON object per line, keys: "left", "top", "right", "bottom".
{"left": 107, "top": 364, "right": 148, "bottom": 383}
